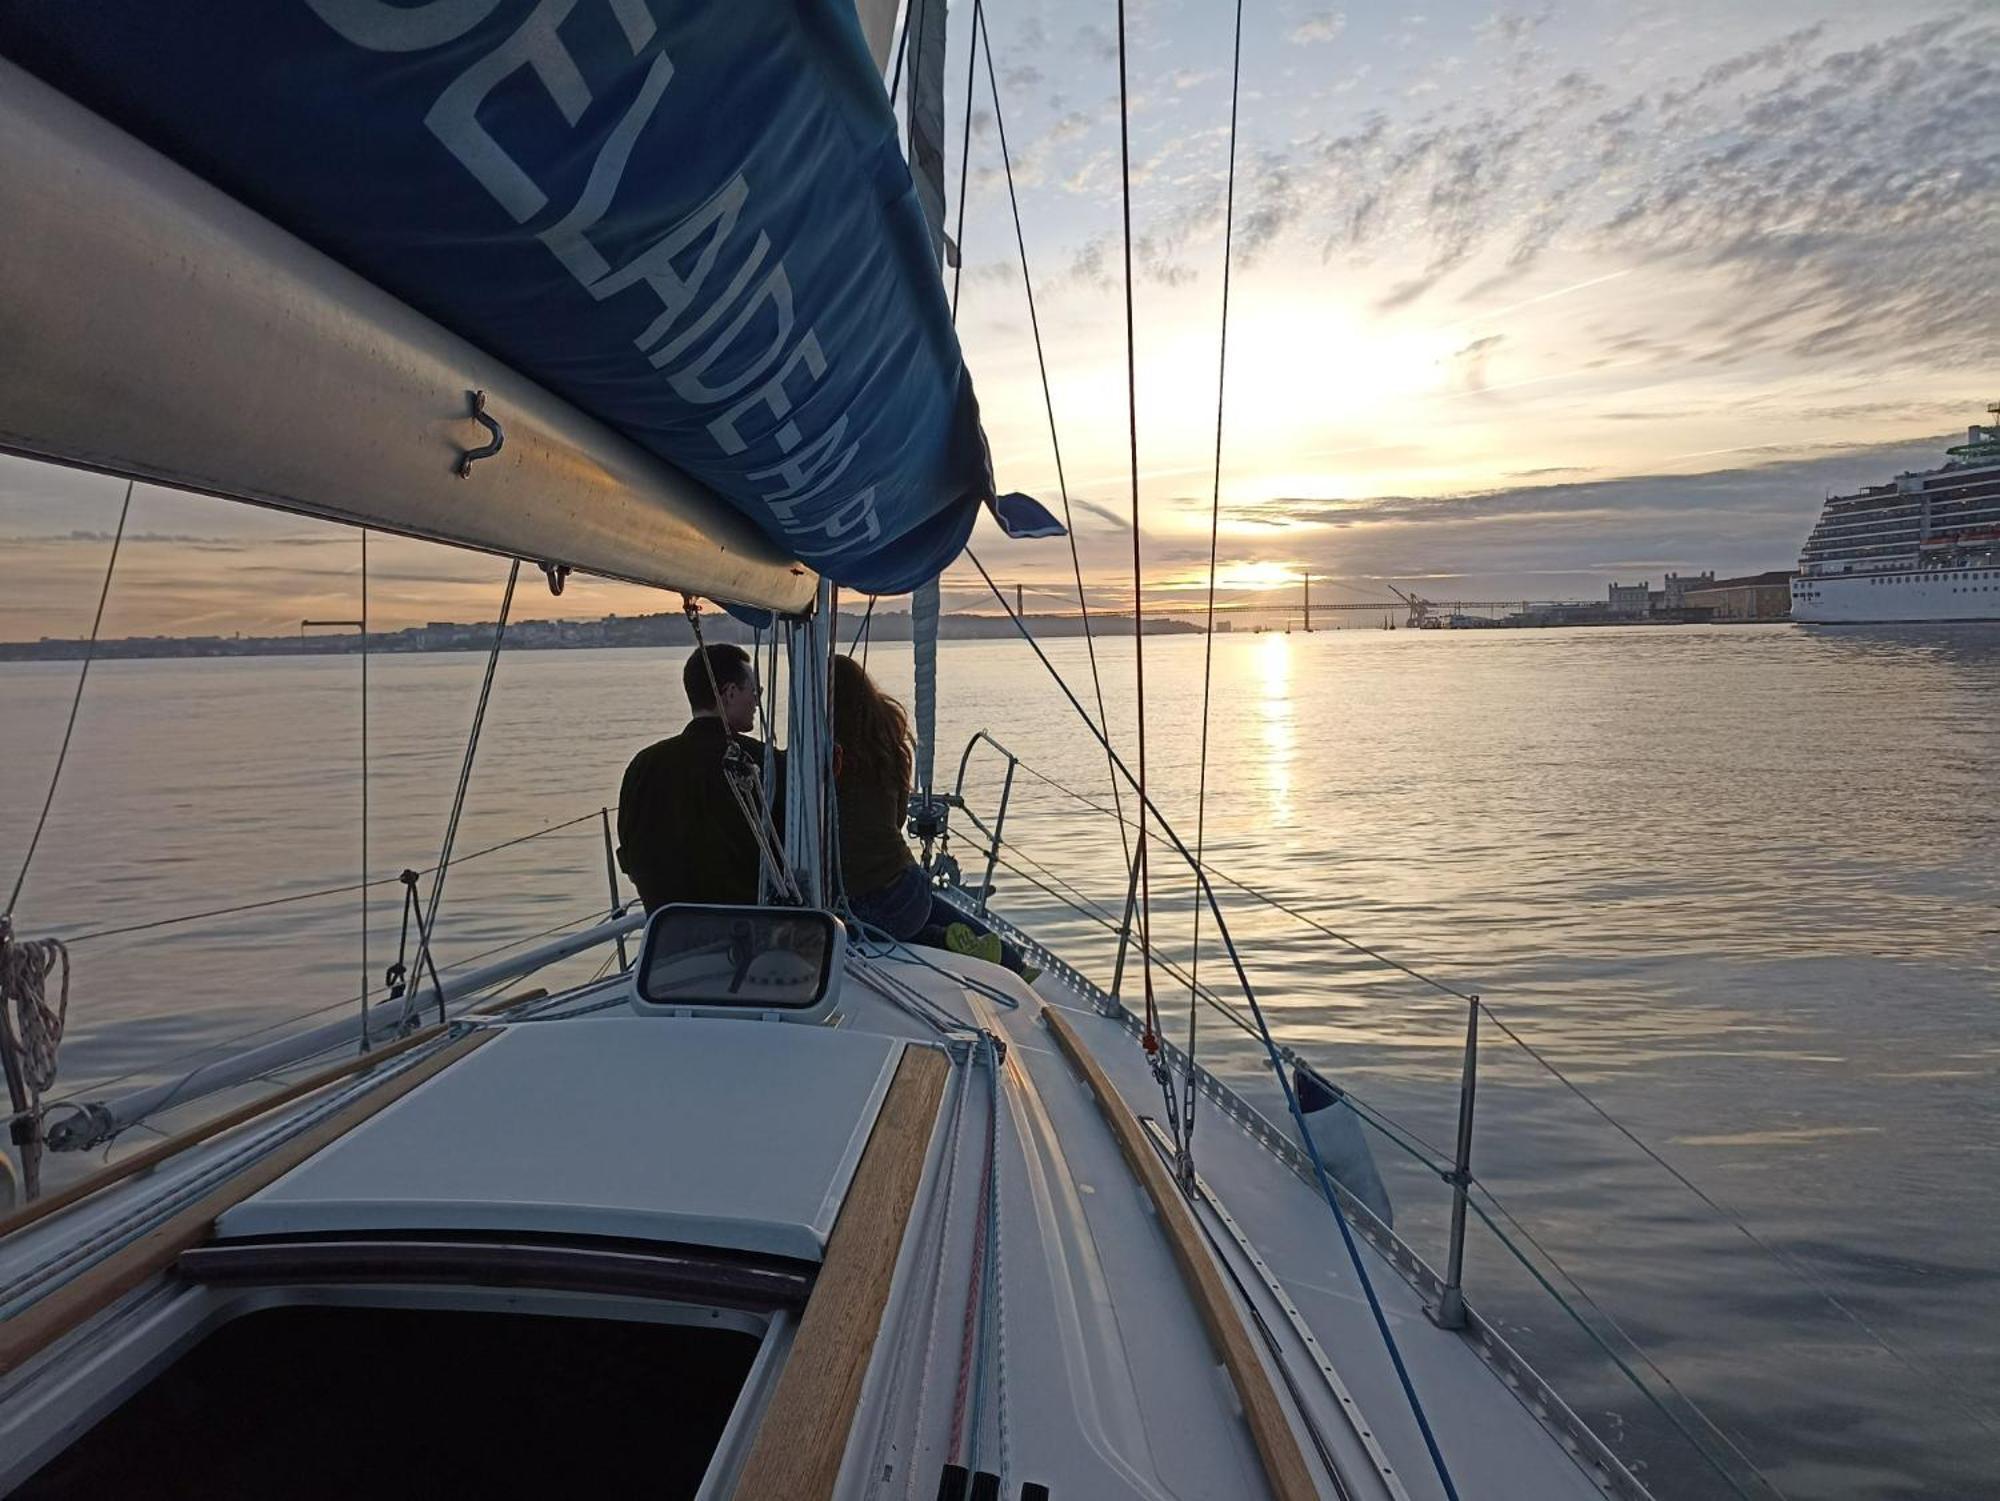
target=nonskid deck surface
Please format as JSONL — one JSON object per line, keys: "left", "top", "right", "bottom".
{"left": 837, "top": 954, "right": 1610, "bottom": 1501}
{"left": 0, "top": 951, "right": 1616, "bottom": 1501}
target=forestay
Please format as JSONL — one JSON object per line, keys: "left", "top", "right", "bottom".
{"left": 0, "top": 0, "right": 995, "bottom": 595}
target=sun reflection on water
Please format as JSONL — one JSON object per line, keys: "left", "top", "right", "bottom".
{"left": 1255, "top": 632, "right": 1295, "bottom": 827}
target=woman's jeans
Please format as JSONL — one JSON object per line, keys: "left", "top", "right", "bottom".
{"left": 849, "top": 864, "right": 1028, "bottom": 975}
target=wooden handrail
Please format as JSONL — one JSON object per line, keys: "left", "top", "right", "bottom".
{"left": 1042, "top": 1004, "right": 1320, "bottom": 1501}
{"left": 732, "top": 1044, "right": 950, "bottom": 1500}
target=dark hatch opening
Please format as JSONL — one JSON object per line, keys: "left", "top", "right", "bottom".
{"left": 14, "top": 1304, "right": 761, "bottom": 1499}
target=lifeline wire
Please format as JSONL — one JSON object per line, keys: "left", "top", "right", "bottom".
{"left": 964, "top": 548, "right": 1461, "bottom": 1501}
{"left": 7, "top": 481, "right": 134, "bottom": 920}
{"left": 400, "top": 558, "right": 521, "bottom": 1029}
{"left": 358, "top": 527, "right": 371, "bottom": 1049}
{"left": 947, "top": 0, "right": 980, "bottom": 324}
{"left": 976, "top": 830, "right": 1775, "bottom": 1492}
{"left": 1477, "top": 994, "right": 1995, "bottom": 1434}
{"left": 1111, "top": 0, "right": 1162, "bottom": 1071}
{"left": 56, "top": 811, "right": 605, "bottom": 947}
{"left": 972, "top": 0, "right": 1132, "bottom": 880}
{"left": 1182, "top": 0, "right": 1248, "bottom": 1180}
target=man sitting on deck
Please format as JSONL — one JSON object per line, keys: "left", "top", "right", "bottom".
{"left": 617, "top": 644, "right": 784, "bottom": 911}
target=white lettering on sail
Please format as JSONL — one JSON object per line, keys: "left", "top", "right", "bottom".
{"left": 424, "top": 0, "right": 592, "bottom": 223}
{"left": 709, "top": 334, "right": 827, "bottom": 456}
{"left": 642, "top": 222, "right": 770, "bottom": 369}
{"left": 322, "top": 0, "right": 889, "bottom": 558}
{"left": 667, "top": 264, "right": 794, "bottom": 405}
{"left": 795, "top": 487, "right": 884, "bottom": 552}
{"left": 748, "top": 420, "right": 856, "bottom": 509}
{"left": 538, "top": 53, "right": 678, "bottom": 283}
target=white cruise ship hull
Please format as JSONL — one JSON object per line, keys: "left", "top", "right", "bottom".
{"left": 1793, "top": 565, "right": 2000, "bottom": 623}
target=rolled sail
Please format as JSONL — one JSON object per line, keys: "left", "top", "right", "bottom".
{"left": 0, "top": 0, "right": 992, "bottom": 597}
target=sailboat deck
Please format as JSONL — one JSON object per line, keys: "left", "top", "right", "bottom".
{"left": 0, "top": 950, "right": 1623, "bottom": 1500}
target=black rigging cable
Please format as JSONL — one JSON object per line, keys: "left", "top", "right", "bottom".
{"left": 947, "top": 0, "right": 981, "bottom": 324}
{"left": 965, "top": 547, "right": 1461, "bottom": 1501}
{"left": 972, "top": 0, "right": 1132, "bottom": 881}
{"left": 1111, "top": 0, "right": 1161, "bottom": 1072}
{"left": 400, "top": 558, "right": 520, "bottom": 1028}
{"left": 358, "top": 527, "right": 371, "bottom": 1049}
{"left": 6, "top": 480, "right": 133, "bottom": 921}
{"left": 1182, "top": 0, "right": 1248, "bottom": 1180}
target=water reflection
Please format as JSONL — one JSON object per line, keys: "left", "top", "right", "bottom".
{"left": 1255, "top": 632, "right": 1295, "bottom": 827}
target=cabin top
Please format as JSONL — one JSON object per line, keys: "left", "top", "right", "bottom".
{"left": 216, "top": 1018, "right": 914, "bottom": 1262}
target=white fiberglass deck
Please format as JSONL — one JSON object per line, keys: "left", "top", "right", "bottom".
{"left": 1, "top": 950, "right": 1630, "bottom": 1501}
{"left": 216, "top": 1019, "right": 905, "bottom": 1261}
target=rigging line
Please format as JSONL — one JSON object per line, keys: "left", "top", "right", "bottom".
{"left": 55, "top": 811, "right": 607, "bottom": 946}
{"left": 20, "top": 904, "right": 616, "bottom": 1132}
{"left": 980, "top": 838, "right": 1464, "bottom": 1173}
{"left": 1478, "top": 997, "right": 1999, "bottom": 1433}
{"left": 1464, "top": 1198, "right": 1773, "bottom": 1501}
{"left": 965, "top": 549, "right": 1461, "bottom": 1500}
{"left": 979, "top": 830, "right": 1459, "bottom": 1172}
{"left": 946, "top": 0, "right": 981, "bottom": 324}
{"left": 359, "top": 527, "right": 370, "bottom": 1050}
{"left": 980, "top": 753, "right": 1478, "bottom": 1002}
{"left": 846, "top": 593, "right": 878, "bottom": 657}
{"left": 7, "top": 480, "right": 134, "bottom": 921}
{"left": 1183, "top": 0, "right": 1247, "bottom": 1172}
{"left": 1112, "top": 0, "right": 1161, "bottom": 1070}
{"left": 401, "top": 558, "right": 521, "bottom": 1028}
{"left": 972, "top": 0, "right": 1131, "bottom": 879}
{"left": 1466, "top": 1178, "right": 1782, "bottom": 1496}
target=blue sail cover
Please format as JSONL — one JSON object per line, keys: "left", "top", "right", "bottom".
{"left": 0, "top": 0, "right": 996, "bottom": 596}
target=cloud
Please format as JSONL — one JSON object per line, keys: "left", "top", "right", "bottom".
{"left": 1289, "top": 11, "right": 1346, "bottom": 45}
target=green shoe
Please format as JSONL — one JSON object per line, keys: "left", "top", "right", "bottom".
{"left": 1019, "top": 963, "right": 1043, "bottom": 985}
{"left": 943, "top": 922, "right": 1005, "bottom": 967}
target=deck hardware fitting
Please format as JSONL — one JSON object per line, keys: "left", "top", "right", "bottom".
{"left": 1141, "top": 1115, "right": 1408, "bottom": 1498}
{"left": 456, "top": 389, "right": 503, "bottom": 476}
{"left": 966, "top": 898, "right": 1649, "bottom": 1501}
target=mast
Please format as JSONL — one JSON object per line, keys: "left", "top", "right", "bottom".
{"left": 906, "top": 0, "right": 951, "bottom": 828}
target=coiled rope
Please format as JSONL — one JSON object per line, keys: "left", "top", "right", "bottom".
{"left": 4, "top": 479, "right": 133, "bottom": 1197}
{"left": 2, "top": 933, "right": 72, "bottom": 1196}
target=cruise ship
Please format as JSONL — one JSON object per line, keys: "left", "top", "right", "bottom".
{"left": 1792, "top": 406, "right": 2000, "bottom": 622}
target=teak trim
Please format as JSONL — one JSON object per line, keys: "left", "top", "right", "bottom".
{"left": 1042, "top": 1004, "right": 1321, "bottom": 1501}
{"left": 0, "top": 989, "right": 548, "bottom": 1242}
{"left": 0, "top": 1026, "right": 497, "bottom": 1380}
{"left": 732, "top": 1044, "right": 950, "bottom": 1501}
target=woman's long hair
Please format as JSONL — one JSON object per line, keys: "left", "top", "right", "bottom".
{"left": 832, "top": 654, "right": 914, "bottom": 802}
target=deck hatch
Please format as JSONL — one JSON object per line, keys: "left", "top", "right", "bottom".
{"left": 215, "top": 1018, "right": 907, "bottom": 1262}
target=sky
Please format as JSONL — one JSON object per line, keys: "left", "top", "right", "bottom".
{"left": 3, "top": 0, "right": 1996, "bottom": 638}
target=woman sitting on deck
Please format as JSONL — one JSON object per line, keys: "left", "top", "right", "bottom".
{"left": 832, "top": 654, "right": 1033, "bottom": 979}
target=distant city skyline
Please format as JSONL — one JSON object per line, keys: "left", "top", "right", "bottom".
{"left": 3, "top": 1, "right": 1993, "bottom": 640}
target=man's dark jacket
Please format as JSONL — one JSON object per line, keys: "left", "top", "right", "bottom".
{"left": 617, "top": 718, "right": 784, "bottom": 910}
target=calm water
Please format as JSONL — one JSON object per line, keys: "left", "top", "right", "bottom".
{"left": 2, "top": 624, "right": 1996, "bottom": 1499}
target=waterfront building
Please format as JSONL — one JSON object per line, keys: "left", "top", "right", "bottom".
{"left": 1607, "top": 581, "right": 1650, "bottom": 615}
{"left": 1680, "top": 571, "right": 1793, "bottom": 621}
